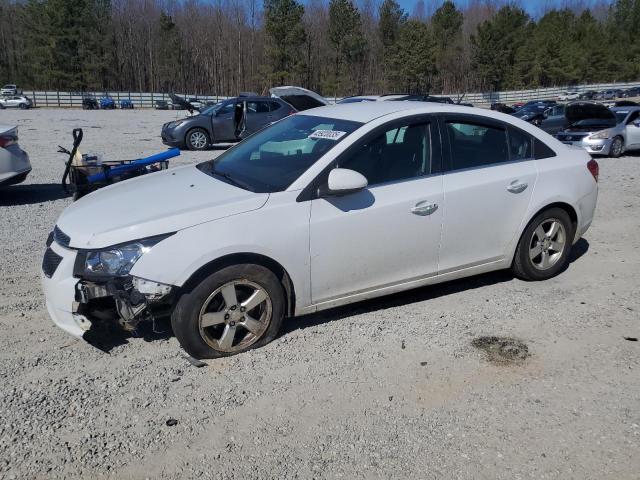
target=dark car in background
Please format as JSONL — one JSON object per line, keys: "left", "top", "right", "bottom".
{"left": 161, "top": 96, "right": 295, "bottom": 150}
{"left": 82, "top": 95, "right": 99, "bottom": 110}
{"left": 120, "top": 99, "right": 134, "bottom": 109}
{"left": 621, "top": 87, "right": 640, "bottom": 98}
{"left": 162, "top": 87, "right": 328, "bottom": 150}
{"left": 511, "top": 100, "right": 557, "bottom": 125}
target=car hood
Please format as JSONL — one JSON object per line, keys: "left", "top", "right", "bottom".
{"left": 565, "top": 102, "right": 615, "bottom": 123}
{"left": 57, "top": 165, "right": 269, "bottom": 249}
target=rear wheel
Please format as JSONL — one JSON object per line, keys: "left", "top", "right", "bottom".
{"left": 512, "top": 207, "right": 574, "bottom": 281}
{"left": 186, "top": 128, "right": 210, "bottom": 150}
{"left": 610, "top": 136, "right": 624, "bottom": 158}
{"left": 19, "top": 103, "right": 27, "bottom": 109}
{"left": 172, "top": 264, "right": 285, "bottom": 359}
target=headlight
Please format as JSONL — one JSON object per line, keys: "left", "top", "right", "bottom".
{"left": 167, "top": 120, "right": 186, "bottom": 129}
{"left": 76, "top": 234, "right": 174, "bottom": 279}
{"left": 589, "top": 130, "right": 611, "bottom": 140}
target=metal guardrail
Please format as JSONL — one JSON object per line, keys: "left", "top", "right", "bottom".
{"left": 17, "top": 80, "right": 640, "bottom": 108}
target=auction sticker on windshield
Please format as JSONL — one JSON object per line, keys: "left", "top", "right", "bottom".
{"left": 308, "top": 130, "right": 347, "bottom": 141}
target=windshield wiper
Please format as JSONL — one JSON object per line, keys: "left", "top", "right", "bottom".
{"left": 210, "top": 164, "right": 254, "bottom": 192}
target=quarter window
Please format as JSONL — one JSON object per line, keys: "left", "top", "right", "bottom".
{"left": 446, "top": 121, "right": 509, "bottom": 170}
{"left": 339, "top": 123, "right": 432, "bottom": 186}
{"left": 508, "top": 128, "right": 533, "bottom": 160}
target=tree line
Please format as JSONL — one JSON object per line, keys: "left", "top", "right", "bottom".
{"left": 0, "top": 0, "right": 639, "bottom": 97}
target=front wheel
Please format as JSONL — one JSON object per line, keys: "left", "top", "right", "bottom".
{"left": 512, "top": 208, "right": 574, "bottom": 281}
{"left": 609, "top": 136, "right": 624, "bottom": 158}
{"left": 172, "top": 264, "right": 285, "bottom": 359}
{"left": 186, "top": 128, "right": 210, "bottom": 150}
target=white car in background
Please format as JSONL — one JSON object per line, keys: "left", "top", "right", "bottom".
{"left": 558, "top": 91, "right": 580, "bottom": 101}
{"left": 42, "top": 102, "right": 598, "bottom": 359}
{"left": 0, "top": 95, "right": 32, "bottom": 109}
{"left": 0, "top": 125, "right": 31, "bottom": 186}
{"left": 1, "top": 84, "right": 18, "bottom": 96}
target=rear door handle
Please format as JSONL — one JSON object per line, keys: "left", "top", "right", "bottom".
{"left": 507, "top": 181, "right": 528, "bottom": 194}
{"left": 411, "top": 201, "right": 438, "bottom": 216}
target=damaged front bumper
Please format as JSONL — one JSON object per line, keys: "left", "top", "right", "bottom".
{"left": 41, "top": 241, "right": 174, "bottom": 339}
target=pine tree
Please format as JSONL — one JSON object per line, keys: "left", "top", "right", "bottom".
{"left": 264, "top": 0, "right": 306, "bottom": 85}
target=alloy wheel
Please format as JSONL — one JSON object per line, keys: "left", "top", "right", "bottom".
{"left": 528, "top": 218, "right": 566, "bottom": 270}
{"left": 198, "top": 280, "right": 272, "bottom": 353}
{"left": 189, "top": 131, "right": 208, "bottom": 149}
{"left": 611, "top": 137, "right": 623, "bottom": 157}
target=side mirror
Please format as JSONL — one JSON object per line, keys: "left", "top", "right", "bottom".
{"left": 324, "top": 168, "right": 368, "bottom": 196}
{"left": 633, "top": 120, "right": 640, "bottom": 127}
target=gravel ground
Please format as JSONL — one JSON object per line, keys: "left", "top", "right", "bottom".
{"left": 0, "top": 108, "right": 639, "bottom": 480}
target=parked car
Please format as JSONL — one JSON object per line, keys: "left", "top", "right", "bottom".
{"left": 555, "top": 103, "right": 640, "bottom": 157}
{"left": 43, "top": 102, "right": 598, "bottom": 359}
{"left": 598, "top": 89, "right": 622, "bottom": 100}
{"left": 99, "top": 96, "right": 116, "bottom": 109}
{"left": 491, "top": 102, "right": 516, "bottom": 114}
{"left": 621, "top": 87, "right": 640, "bottom": 98}
{"left": 539, "top": 104, "right": 568, "bottom": 135}
{"left": 187, "top": 98, "right": 204, "bottom": 110}
{"left": 558, "top": 91, "right": 580, "bottom": 101}
{"left": 0, "top": 95, "right": 32, "bottom": 109}
{"left": 578, "top": 90, "right": 598, "bottom": 100}
{"left": 1, "top": 84, "right": 18, "bottom": 96}
{"left": 0, "top": 125, "right": 31, "bottom": 187}
{"left": 155, "top": 100, "right": 171, "bottom": 110}
{"left": 511, "top": 101, "right": 556, "bottom": 125}
{"left": 162, "top": 96, "right": 295, "bottom": 150}
{"left": 82, "top": 95, "right": 99, "bottom": 110}
{"left": 120, "top": 99, "right": 134, "bottom": 109}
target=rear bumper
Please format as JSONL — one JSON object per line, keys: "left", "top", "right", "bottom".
{"left": 0, "top": 147, "right": 31, "bottom": 185}
{"left": 0, "top": 168, "right": 31, "bottom": 186}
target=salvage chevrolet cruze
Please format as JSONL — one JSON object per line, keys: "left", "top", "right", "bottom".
{"left": 42, "top": 102, "right": 599, "bottom": 358}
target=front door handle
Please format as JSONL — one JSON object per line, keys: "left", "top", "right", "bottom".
{"left": 411, "top": 201, "right": 438, "bottom": 216}
{"left": 507, "top": 181, "right": 528, "bottom": 194}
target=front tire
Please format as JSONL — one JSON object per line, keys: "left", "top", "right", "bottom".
{"left": 512, "top": 207, "right": 574, "bottom": 281}
{"left": 172, "top": 264, "right": 285, "bottom": 359}
{"left": 186, "top": 128, "right": 210, "bottom": 150}
{"left": 609, "top": 136, "right": 624, "bottom": 158}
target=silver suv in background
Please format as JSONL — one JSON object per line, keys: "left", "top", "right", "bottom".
{"left": 0, "top": 125, "right": 31, "bottom": 186}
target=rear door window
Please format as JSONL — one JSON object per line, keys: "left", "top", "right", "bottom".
{"left": 445, "top": 121, "right": 509, "bottom": 170}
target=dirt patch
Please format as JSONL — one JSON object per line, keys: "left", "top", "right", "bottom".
{"left": 472, "top": 336, "right": 530, "bottom": 365}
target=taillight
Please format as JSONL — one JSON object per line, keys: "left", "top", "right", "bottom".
{"left": 0, "top": 136, "right": 16, "bottom": 148}
{"left": 587, "top": 159, "right": 599, "bottom": 182}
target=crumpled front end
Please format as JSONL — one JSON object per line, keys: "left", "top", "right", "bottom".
{"left": 41, "top": 228, "right": 175, "bottom": 341}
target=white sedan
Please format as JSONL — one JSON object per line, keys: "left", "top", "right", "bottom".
{"left": 42, "top": 102, "right": 599, "bottom": 358}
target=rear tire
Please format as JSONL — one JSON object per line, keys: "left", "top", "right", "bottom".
{"left": 512, "top": 207, "right": 574, "bottom": 281}
{"left": 610, "top": 136, "right": 624, "bottom": 158}
{"left": 186, "top": 128, "right": 210, "bottom": 151}
{"left": 172, "top": 264, "right": 285, "bottom": 359}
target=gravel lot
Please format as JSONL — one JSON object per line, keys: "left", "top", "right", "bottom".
{"left": 1, "top": 108, "right": 639, "bottom": 479}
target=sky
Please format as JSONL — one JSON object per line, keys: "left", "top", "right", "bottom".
{"left": 394, "top": 0, "right": 614, "bottom": 17}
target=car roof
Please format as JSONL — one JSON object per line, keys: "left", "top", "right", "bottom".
{"left": 301, "top": 101, "right": 497, "bottom": 123}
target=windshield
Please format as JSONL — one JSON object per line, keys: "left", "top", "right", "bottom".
{"left": 200, "top": 101, "right": 229, "bottom": 115}
{"left": 614, "top": 111, "right": 629, "bottom": 124}
{"left": 197, "top": 115, "right": 362, "bottom": 193}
